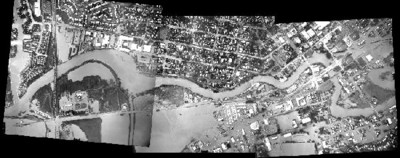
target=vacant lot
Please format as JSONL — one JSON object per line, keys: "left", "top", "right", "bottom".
{"left": 276, "top": 111, "right": 300, "bottom": 132}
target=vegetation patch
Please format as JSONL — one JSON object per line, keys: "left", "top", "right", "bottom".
{"left": 31, "top": 83, "right": 54, "bottom": 116}
{"left": 348, "top": 90, "right": 370, "bottom": 109}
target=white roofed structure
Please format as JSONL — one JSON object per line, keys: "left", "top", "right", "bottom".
{"left": 250, "top": 121, "right": 260, "bottom": 130}
{"left": 315, "top": 21, "right": 330, "bottom": 30}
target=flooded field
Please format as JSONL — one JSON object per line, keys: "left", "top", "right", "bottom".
{"left": 5, "top": 119, "right": 46, "bottom": 138}
{"left": 136, "top": 103, "right": 218, "bottom": 152}
{"left": 330, "top": 77, "right": 375, "bottom": 117}
{"left": 368, "top": 68, "right": 395, "bottom": 90}
{"left": 270, "top": 143, "right": 316, "bottom": 156}
{"left": 100, "top": 114, "right": 132, "bottom": 145}
{"left": 55, "top": 24, "right": 70, "bottom": 63}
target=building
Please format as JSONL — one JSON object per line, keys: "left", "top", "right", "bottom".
{"left": 263, "top": 118, "right": 269, "bottom": 125}
{"left": 298, "top": 97, "right": 307, "bottom": 106}
{"left": 387, "top": 118, "right": 392, "bottom": 125}
{"left": 250, "top": 121, "right": 260, "bottom": 130}
{"left": 301, "top": 117, "right": 311, "bottom": 124}
{"left": 366, "top": 54, "right": 373, "bottom": 62}
{"left": 59, "top": 91, "right": 89, "bottom": 113}
{"left": 287, "top": 84, "right": 297, "bottom": 93}
{"left": 283, "top": 133, "right": 292, "bottom": 137}
{"left": 292, "top": 120, "right": 298, "bottom": 128}
{"left": 143, "top": 45, "right": 152, "bottom": 53}
{"left": 264, "top": 137, "right": 272, "bottom": 151}
{"left": 314, "top": 21, "right": 330, "bottom": 30}
{"left": 34, "top": 0, "right": 41, "bottom": 17}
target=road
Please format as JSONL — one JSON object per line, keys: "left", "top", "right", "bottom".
{"left": 12, "top": 109, "right": 147, "bottom": 127}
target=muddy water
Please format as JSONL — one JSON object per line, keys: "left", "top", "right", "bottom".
{"left": 329, "top": 77, "right": 374, "bottom": 117}
{"left": 367, "top": 68, "right": 395, "bottom": 90}
{"left": 136, "top": 103, "right": 218, "bottom": 152}
{"left": 67, "top": 62, "right": 115, "bottom": 82}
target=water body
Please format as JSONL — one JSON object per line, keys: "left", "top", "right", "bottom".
{"left": 5, "top": 49, "right": 156, "bottom": 116}
{"left": 330, "top": 77, "right": 375, "bottom": 117}
{"left": 4, "top": 118, "right": 46, "bottom": 138}
{"left": 367, "top": 68, "right": 395, "bottom": 90}
{"left": 7, "top": 47, "right": 312, "bottom": 116}
{"left": 155, "top": 62, "right": 311, "bottom": 100}
{"left": 270, "top": 143, "right": 316, "bottom": 156}
{"left": 100, "top": 114, "right": 131, "bottom": 145}
{"left": 136, "top": 104, "right": 218, "bottom": 152}
{"left": 67, "top": 62, "right": 115, "bottom": 82}
{"left": 57, "top": 49, "right": 156, "bottom": 94}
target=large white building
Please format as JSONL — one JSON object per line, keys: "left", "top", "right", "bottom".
{"left": 315, "top": 21, "right": 330, "bottom": 30}
{"left": 34, "top": 0, "right": 41, "bottom": 17}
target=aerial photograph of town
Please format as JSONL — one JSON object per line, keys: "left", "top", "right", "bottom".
{"left": 4, "top": 0, "right": 395, "bottom": 156}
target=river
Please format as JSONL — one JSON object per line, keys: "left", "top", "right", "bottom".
{"left": 329, "top": 77, "right": 375, "bottom": 117}
{"left": 155, "top": 61, "right": 311, "bottom": 100}
{"left": 7, "top": 48, "right": 316, "bottom": 116}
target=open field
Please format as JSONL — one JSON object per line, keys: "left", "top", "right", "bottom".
{"left": 275, "top": 111, "right": 300, "bottom": 132}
